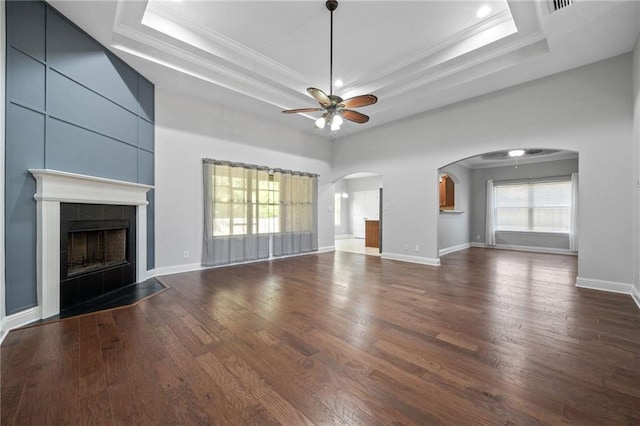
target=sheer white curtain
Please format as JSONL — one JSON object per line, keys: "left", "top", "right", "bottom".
{"left": 485, "top": 179, "right": 496, "bottom": 246}
{"left": 570, "top": 172, "right": 579, "bottom": 252}
{"left": 272, "top": 170, "right": 318, "bottom": 257}
{"left": 202, "top": 160, "right": 270, "bottom": 267}
{"left": 203, "top": 160, "right": 318, "bottom": 266}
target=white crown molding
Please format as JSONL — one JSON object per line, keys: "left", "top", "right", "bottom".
{"left": 379, "top": 31, "right": 547, "bottom": 99}
{"left": 113, "top": 1, "right": 311, "bottom": 108}
{"left": 111, "top": 26, "right": 308, "bottom": 111}
{"left": 381, "top": 252, "right": 440, "bottom": 267}
{"left": 146, "top": 1, "right": 312, "bottom": 87}
{"left": 348, "top": 10, "right": 517, "bottom": 92}
{"left": 110, "top": 0, "right": 546, "bottom": 115}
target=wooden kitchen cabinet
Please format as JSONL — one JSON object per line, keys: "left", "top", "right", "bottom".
{"left": 365, "top": 220, "right": 380, "bottom": 248}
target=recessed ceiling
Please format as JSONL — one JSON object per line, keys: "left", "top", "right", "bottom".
{"left": 47, "top": 0, "right": 640, "bottom": 138}
{"left": 455, "top": 149, "right": 579, "bottom": 169}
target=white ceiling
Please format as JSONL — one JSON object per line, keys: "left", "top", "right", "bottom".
{"left": 48, "top": 0, "right": 640, "bottom": 138}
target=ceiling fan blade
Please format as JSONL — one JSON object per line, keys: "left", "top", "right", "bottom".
{"left": 340, "top": 94, "right": 378, "bottom": 109}
{"left": 342, "top": 109, "right": 370, "bottom": 124}
{"left": 307, "top": 88, "right": 332, "bottom": 107}
{"left": 282, "top": 108, "right": 323, "bottom": 114}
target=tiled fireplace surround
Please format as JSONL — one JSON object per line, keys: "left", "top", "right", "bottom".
{"left": 30, "top": 169, "right": 152, "bottom": 319}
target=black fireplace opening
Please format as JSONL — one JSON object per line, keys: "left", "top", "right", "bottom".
{"left": 60, "top": 203, "right": 137, "bottom": 311}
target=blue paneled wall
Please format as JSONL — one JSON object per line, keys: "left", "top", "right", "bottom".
{"left": 5, "top": 1, "right": 155, "bottom": 315}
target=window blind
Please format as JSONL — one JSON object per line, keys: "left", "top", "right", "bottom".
{"left": 494, "top": 179, "right": 572, "bottom": 233}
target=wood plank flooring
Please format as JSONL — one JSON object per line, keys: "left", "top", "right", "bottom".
{"left": 2, "top": 248, "right": 640, "bottom": 425}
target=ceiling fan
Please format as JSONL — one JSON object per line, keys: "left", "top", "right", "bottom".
{"left": 282, "top": 0, "right": 378, "bottom": 131}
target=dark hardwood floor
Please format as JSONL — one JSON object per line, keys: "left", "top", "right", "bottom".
{"left": 2, "top": 248, "right": 639, "bottom": 425}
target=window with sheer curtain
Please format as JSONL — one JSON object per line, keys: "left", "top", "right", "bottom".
{"left": 494, "top": 179, "right": 572, "bottom": 233}
{"left": 202, "top": 160, "right": 318, "bottom": 266}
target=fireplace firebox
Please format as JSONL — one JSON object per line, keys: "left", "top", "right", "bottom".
{"left": 67, "top": 225, "right": 128, "bottom": 276}
{"left": 60, "top": 203, "right": 137, "bottom": 311}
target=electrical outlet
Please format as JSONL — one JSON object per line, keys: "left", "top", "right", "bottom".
{"left": 183, "top": 251, "right": 189, "bottom": 259}
{"left": 415, "top": 245, "right": 420, "bottom": 252}
{"left": 476, "top": 235, "right": 481, "bottom": 240}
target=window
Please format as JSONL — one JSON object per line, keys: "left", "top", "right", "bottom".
{"left": 257, "top": 174, "right": 280, "bottom": 234}
{"left": 334, "top": 193, "right": 341, "bottom": 225}
{"left": 494, "top": 179, "right": 571, "bottom": 233}
{"left": 211, "top": 165, "right": 278, "bottom": 236}
{"left": 203, "top": 160, "right": 318, "bottom": 266}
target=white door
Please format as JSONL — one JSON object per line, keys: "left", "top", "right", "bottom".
{"left": 352, "top": 190, "right": 379, "bottom": 238}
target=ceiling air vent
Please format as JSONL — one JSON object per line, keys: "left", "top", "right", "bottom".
{"left": 552, "top": 0, "right": 575, "bottom": 12}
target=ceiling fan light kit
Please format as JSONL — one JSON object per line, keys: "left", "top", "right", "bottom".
{"left": 282, "top": 0, "right": 378, "bottom": 131}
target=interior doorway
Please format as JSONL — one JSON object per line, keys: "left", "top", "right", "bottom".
{"left": 437, "top": 149, "right": 579, "bottom": 260}
{"left": 334, "top": 172, "right": 382, "bottom": 256}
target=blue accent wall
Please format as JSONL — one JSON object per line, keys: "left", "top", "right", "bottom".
{"left": 5, "top": 1, "right": 155, "bottom": 315}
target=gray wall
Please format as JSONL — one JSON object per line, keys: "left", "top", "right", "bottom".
{"left": 5, "top": 1, "right": 155, "bottom": 314}
{"left": 469, "top": 158, "right": 579, "bottom": 250}
{"left": 334, "top": 178, "right": 350, "bottom": 236}
{"left": 438, "top": 163, "right": 471, "bottom": 252}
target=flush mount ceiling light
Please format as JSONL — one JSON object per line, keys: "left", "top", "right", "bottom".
{"left": 476, "top": 5, "right": 492, "bottom": 18}
{"left": 508, "top": 149, "right": 526, "bottom": 168}
{"left": 282, "top": 0, "right": 378, "bottom": 131}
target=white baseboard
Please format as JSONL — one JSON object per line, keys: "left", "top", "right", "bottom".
{"left": 439, "top": 243, "right": 471, "bottom": 257}
{"left": 632, "top": 286, "right": 640, "bottom": 310}
{"left": 334, "top": 234, "right": 353, "bottom": 240}
{"left": 575, "top": 277, "right": 634, "bottom": 294}
{"left": 317, "top": 245, "right": 335, "bottom": 253}
{"left": 150, "top": 248, "right": 335, "bottom": 278}
{"left": 576, "top": 277, "right": 640, "bottom": 311}
{"left": 0, "top": 306, "right": 41, "bottom": 345}
{"left": 381, "top": 252, "right": 440, "bottom": 266}
{"left": 471, "top": 242, "right": 576, "bottom": 256}
{"left": 149, "top": 262, "right": 206, "bottom": 277}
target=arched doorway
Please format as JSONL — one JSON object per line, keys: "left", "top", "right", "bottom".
{"left": 437, "top": 149, "right": 579, "bottom": 258}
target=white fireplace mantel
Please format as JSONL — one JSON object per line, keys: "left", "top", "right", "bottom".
{"left": 29, "top": 169, "right": 153, "bottom": 319}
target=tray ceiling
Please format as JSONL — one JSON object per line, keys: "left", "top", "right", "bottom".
{"left": 47, "top": 0, "right": 640, "bottom": 138}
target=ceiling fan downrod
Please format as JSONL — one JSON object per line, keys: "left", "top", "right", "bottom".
{"left": 327, "top": 0, "right": 338, "bottom": 97}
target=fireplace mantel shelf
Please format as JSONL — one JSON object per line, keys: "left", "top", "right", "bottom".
{"left": 29, "top": 169, "right": 153, "bottom": 205}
